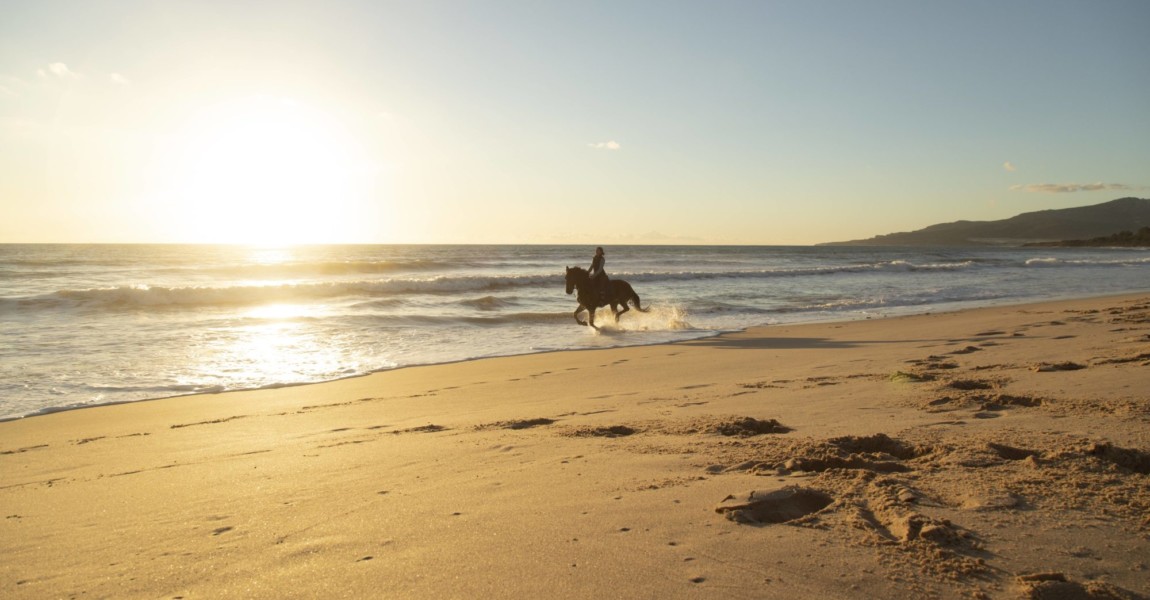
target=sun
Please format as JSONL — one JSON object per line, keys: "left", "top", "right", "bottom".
{"left": 158, "top": 96, "right": 375, "bottom": 245}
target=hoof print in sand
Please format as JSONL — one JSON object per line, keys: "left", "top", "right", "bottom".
{"left": 716, "top": 487, "right": 833, "bottom": 525}
{"left": 891, "top": 371, "right": 935, "bottom": 383}
{"left": 985, "top": 394, "right": 1043, "bottom": 408}
{"left": 945, "top": 379, "right": 995, "bottom": 391}
{"left": 987, "top": 442, "right": 1040, "bottom": 461}
{"left": 959, "top": 492, "right": 1020, "bottom": 511}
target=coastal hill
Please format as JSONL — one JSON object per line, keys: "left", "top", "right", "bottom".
{"left": 1026, "top": 226, "right": 1150, "bottom": 247}
{"left": 822, "top": 197, "right": 1150, "bottom": 246}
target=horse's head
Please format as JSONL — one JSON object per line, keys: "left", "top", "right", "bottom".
{"left": 564, "top": 266, "right": 576, "bottom": 295}
{"left": 565, "top": 266, "right": 590, "bottom": 295}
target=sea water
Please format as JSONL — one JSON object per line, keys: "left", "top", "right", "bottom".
{"left": 2, "top": 243, "right": 1148, "bottom": 420}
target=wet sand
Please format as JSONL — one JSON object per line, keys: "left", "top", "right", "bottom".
{"left": 2, "top": 294, "right": 1148, "bottom": 599}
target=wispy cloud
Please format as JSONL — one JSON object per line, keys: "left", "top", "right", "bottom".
{"left": 589, "top": 140, "right": 620, "bottom": 150}
{"left": 39, "top": 62, "right": 80, "bottom": 79}
{"left": 1010, "top": 182, "right": 1146, "bottom": 193}
{"left": 1003, "top": 161, "right": 1016, "bottom": 172}
{"left": 109, "top": 73, "right": 130, "bottom": 85}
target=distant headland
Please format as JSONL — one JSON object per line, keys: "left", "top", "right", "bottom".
{"left": 821, "top": 197, "right": 1150, "bottom": 247}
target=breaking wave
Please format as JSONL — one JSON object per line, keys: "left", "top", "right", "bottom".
{"left": 7, "top": 254, "right": 1147, "bottom": 314}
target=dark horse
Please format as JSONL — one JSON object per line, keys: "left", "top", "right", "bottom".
{"left": 564, "top": 266, "right": 648, "bottom": 328}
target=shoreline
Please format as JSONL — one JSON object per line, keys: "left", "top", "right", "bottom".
{"left": 6, "top": 289, "right": 1148, "bottom": 423}
{"left": 3, "top": 292, "right": 1148, "bottom": 599}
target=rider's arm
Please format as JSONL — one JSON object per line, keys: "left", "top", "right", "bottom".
{"left": 590, "top": 255, "right": 604, "bottom": 276}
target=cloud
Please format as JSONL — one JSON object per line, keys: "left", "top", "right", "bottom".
{"left": 44, "top": 62, "right": 80, "bottom": 78}
{"left": 1003, "top": 161, "right": 1016, "bottom": 172}
{"left": 1010, "top": 182, "right": 1146, "bottom": 193}
{"left": 589, "top": 140, "right": 621, "bottom": 150}
{"left": 109, "top": 73, "right": 130, "bottom": 85}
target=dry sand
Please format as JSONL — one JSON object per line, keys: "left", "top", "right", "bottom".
{"left": 2, "top": 294, "right": 1149, "bottom": 599}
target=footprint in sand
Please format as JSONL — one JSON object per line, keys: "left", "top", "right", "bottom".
{"left": 391, "top": 424, "right": 448, "bottom": 434}
{"left": 1094, "top": 351, "right": 1150, "bottom": 365}
{"left": 568, "top": 425, "right": 637, "bottom": 438}
{"left": 475, "top": 418, "right": 556, "bottom": 431}
{"left": 0, "top": 444, "right": 50, "bottom": 455}
{"left": 1032, "top": 361, "right": 1086, "bottom": 372}
{"left": 170, "top": 415, "right": 248, "bottom": 429}
{"left": 715, "top": 487, "right": 834, "bottom": 524}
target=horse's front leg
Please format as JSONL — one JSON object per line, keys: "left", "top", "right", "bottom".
{"left": 587, "top": 307, "right": 599, "bottom": 330}
{"left": 573, "top": 305, "right": 588, "bottom": 326}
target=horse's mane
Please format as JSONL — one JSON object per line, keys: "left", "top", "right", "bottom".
{"left": 567, "top": 266, "right": 588, "bottom": 277}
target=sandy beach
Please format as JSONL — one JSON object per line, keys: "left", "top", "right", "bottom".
{"left": 2, "top": 293, "right": 1148, "bottom": 599}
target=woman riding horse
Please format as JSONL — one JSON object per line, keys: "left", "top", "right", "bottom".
{"left": 588, "top": 246, "right": 609, "bottom": 302}
{"left": 565, "top": 251, "right": 648, "bottom": 328}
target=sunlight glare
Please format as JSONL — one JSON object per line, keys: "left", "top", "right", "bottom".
{"left": 161, "top": 97, "right": 375, "bottom": 245}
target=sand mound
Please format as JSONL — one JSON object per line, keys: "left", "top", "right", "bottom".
{"left": 1016, "top": 572, "right": 1147, "bottom": 600}
{"left": 829, "top": 433, "right": 927, "bottom": 460}
{"left": 1086, "top": 442, "right": 1150, "bottom": 475}
{"left": 706, "top": 416, "right": 791, "bottom": 436}
{"left": 772, "top": 434, "right": 928, "bottom": 474}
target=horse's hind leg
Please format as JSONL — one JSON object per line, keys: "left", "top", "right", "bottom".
{"left": 614, "top": 303, "right": 629, "bottom": 322}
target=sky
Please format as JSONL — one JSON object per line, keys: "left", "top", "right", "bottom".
{"left": 1, "top": 1, "right": 1148, "bottom": 245}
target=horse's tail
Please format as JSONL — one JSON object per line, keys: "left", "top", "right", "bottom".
{"left": 632, "top": 291, "right": 649, "bottom": 312}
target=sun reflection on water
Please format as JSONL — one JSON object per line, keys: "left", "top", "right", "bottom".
{"left": 246, "top": 245, "right": 296, "bottom": 265}
{"left": 193, "top": 304, "right": 350, "bottom": 388}
{"left": 245, "top": 303, "right": 312, "bottom": 320}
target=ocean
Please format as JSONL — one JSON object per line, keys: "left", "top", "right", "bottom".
{"left": 2, "top": 243, "right": 1148, "bottom": 420}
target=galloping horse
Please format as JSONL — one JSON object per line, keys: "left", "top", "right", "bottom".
{"left": 564, "top": 266, "right": 648, "bottom": 329}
